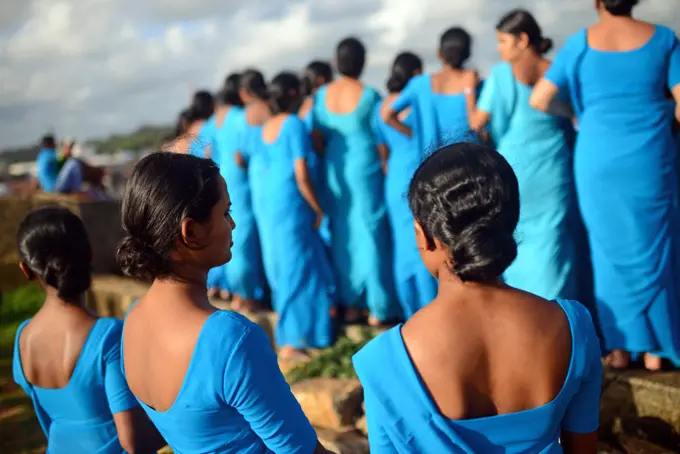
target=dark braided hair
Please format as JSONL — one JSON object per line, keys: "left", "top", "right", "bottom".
{"left": 408, "top": 142, "right": 520, "bottom": 282}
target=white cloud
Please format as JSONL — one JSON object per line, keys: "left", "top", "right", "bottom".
{"left": 0, "top": 0, "right": 678, "bottom": 149}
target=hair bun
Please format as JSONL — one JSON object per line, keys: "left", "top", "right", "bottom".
{"left": 116, "top": 235, "right": 165, "bottom": 282}
{"left": 602, "top": 0, "right": 638, "bottom": 14}
{"left": 539, "top": 37, "right": 553, "bottom": 54}
{"left": 451, "top": 221, "right": 518, "bottom": 282}
{"left": 386, "top": 74, "right": 405, "bottom": 93}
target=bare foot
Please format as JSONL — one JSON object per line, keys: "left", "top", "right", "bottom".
{"left": 605, "top": 349, "right": 630, "bottom": 369}
{"left": 278, "top": 346, "right": 311, "bottom": 362}
{"left": 231, "top": 295, "right": 243, "bottom": 311}
{"left": 219, "top": 290, "right": 232, "bottom": 301}
{"left": 644, "top": 353, "right": 662, "bottom": 371}
{"left": 207, "top": 288, "right": 219, "bottom": 299}
{"left": 368, "top": 315, "right": 381, "bottom": 327}
{"left": 345, "top": 307, "right": 360, "bottom": 324}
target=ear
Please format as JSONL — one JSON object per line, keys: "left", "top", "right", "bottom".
{"left": 414, "top": 220, "right": 432, "bottom": 251}
{"left": 180, "top": 218, "right": 196, "bottom": 247}
{"left": 414, "top": 68, "right": 423, "bottom": 76}
{"left": 519, "top": 32, "right": 530, "bottom": 50}
{"left": 19, "top": 261, "right": 34, "bottom": 281}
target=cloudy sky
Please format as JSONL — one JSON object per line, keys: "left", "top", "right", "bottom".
{"left": 0, "top": 0, "right": 678, "bottom": 149}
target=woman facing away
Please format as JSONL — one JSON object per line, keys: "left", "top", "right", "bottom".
{"left": 256, "top": 72, "right": 335, "bottom": 359}
{"left": 163, "top": 91, "right": 216, "bottom": 156}
{"left": 234, "top": 69, "right": 274, "bottom": 311}
{"left": 465, "top": 9, "right": 581, "bottom": 302}
{"left": 298, "top": 60, "right": 334, "bottom": 248}
{"left": 13, "top": 207, "right": 165, "bottom": 454}
{"left": 311, "top": 36, "right": 398, "bottom": 325}
{"left": 531, "top": 0, "right": 680, "bottom": 370}
{"left": 206, "top": 73, "right": 247, "bottom": 302}
{"left": 383, "top": 27, "right": 482, "bottom": 153}
{"left": 298, "top": 61, "right": 334, "bottom": 132}
{"left": 118, "top": 152, "right": 332, "bottom": 454}
{"left": 373, "top": 52, "right": 437, "bottom": 319}
{"left": 353, "top": 143, "right": 602, "bottom": 454}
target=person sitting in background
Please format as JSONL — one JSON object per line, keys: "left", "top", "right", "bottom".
{"left": 35, "top": 135, "right": 59, "bottom": 192}
{"left": 13, "top": 206, "right": 165, "bottom": 454}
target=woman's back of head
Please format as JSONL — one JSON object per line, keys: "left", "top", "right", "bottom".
{"left": 387, "top": 51, "right": 423, "bottom": 93}
{"left": 336, "top": 37, "right": 366, "bottom": 79}
{"left": 403, "top": 143, "right": 574, "bottom": 422}
{"left": 439, "top": 27, "right": 472, "bottom": 69}
{"left": 18, "top": 206, "right": 91, "bottom": 301}
{"left": 301, "top": 61, "right": 333, "bottom": 97}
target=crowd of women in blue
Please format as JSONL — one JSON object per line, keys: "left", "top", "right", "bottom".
{"left": 13, "top": 0, "right": 680, "bottom": 452}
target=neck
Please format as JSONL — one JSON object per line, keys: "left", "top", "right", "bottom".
{"left": 436, "top": 268, "right": 504, "bottom": 294}
{"left": 440, "top": 65, "right": 463, "bottom": 76}
{"left": 150, "top": 275, "right": 213, "bottom": 310}
{"left": 42, "top": 286, "right": 85, "bottom": 308}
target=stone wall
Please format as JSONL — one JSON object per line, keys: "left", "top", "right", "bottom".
{"left": 0, "top": 194, "right": 123, "bottom": 292}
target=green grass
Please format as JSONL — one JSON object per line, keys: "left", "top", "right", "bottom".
{"left": 0, "top": 285, "right": 44, "bottom": 356}
{"left": 0, "top": 284, "right": 45, "bottom": 454}
{"left": 285, "top": 329, "right": 374, "bottom": 384}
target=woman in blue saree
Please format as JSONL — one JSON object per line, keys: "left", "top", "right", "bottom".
{"left": 466, "top": 10, "right": 580, "bottom": 302}
{"left": 373, "top": 52, "right": 437, "bottom": 319}
{"left": 531, "top": 0, "right": 680, "bottom": 369}
{"left": 353, "top": 143, "right": 601, "bottom": 454}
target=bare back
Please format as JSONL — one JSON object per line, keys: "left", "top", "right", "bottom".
{"left": 298, "top": 97, "right": 313, "bottom": 120}
{"left": 588, "top": 18, "right": 656, "bottom": 52}
{"left": 122, "top": 287, "right": 216, "bottom": 412}
{"left": 401, "top": 287, "right": 572, "bottom": 420}
{"left": 20, "top": 307, "right": 97, "bottom": 389}
{"left": 431, "top": 69, "right": 477, "bottom": 95}
{"left": 214, "top": 105, "right": 231, "bottom": 129}
{"left": 262, "top": 115, "right": 287, "bottom": 145}
{"left": 245, "top": 101, "right": 271, "bottom": 128}
{"left": 324, "top": 79, "right": 365, "bottom": 115}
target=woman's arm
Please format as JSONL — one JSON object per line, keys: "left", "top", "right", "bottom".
{"left": 294, "top": 159, "right": 324, "bottom": 229}
{"left": 113, "top": 409, "right": 167, "bottom": 453}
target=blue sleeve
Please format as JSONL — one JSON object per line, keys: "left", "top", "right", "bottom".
{"left": 477, "top": 71, "right": 496, "bottom": 113}
{"left": 103, "top": 322, "right": 139, "bottom": 414}
{"left": 223, "top": 325, "right": 317, "bottom": 453}
{"left": 391, "top": 77, "right": 418, "bottom": 113}
{"left": 669, "top": 35, "right": 680, "bottom": 90}
{"left": 364, "top": 387, "right": 397, "bottom": 453}
{"left": 545, "top": 44, "right": 571, "bottom": 91}
{"left": 36, "top": 151, "right": 57, "bottom": 192}
{"left": 287, "top": 117, "right": 312, "bottom": 161}
{"left": 562, "top": 314, "right": 603, "bottom": 434}
{"left": 55, "top": 158, "right": 83, "bottom": 193}
{"left": 372, "top": 104, "right": 386, "bottom": 146}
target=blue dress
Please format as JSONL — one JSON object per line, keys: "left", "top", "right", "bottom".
{"left": 239, "top": 122, "right": 277, "bottom": 294}
{"left": 200, "top": 115, "right": 231, "bottom": 291}
{"left": 214, "top": 108, "right": 268, "bottom": 301}
{"left": 36, "top": 148, "right": 59, "bottom": 192}
{"left": 391, "top": 74, "right": 480, "bottom": 155}
{"left": 311, "top": 85, "right": 398, "bottom": 320}
{"left": 477, "top": 63, "right": 579, "bottom": 301}
{"left": 353, "top": 299, "right": 602, "bottom": 453}
{"left": 13, "top": 318, "right": 139, "bottom": 454}
{"left": 546, "top": 25, "right": 680, "bottom": 364}
{"left": 122, "top": 309, "right": 317, "bottom": 453}
{"left": 253, "top": 115, "right": 335, "bottom": 348}
{"left": 373, "top": 101, "right": 437, "bottom": 319}
{"left": 299, "top": 98, "right": 332, "bottom": 249}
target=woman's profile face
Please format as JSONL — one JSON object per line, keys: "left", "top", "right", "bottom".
{"left": 496, "top": 31, "right": 524, "bottom": 62}
{"left": 204, "top": 177, "right": 235, "bottom": 267}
